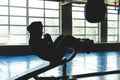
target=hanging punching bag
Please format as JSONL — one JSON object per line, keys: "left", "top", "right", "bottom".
{"left": 85, "top": 0, "right": 107, "bottom": 23}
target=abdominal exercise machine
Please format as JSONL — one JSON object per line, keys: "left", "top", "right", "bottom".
{"left": 10, "top": 39, "right": 94, "bottom": 80}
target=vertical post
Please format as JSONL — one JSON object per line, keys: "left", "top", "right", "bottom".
{"left": 101, "top": 11, "right": 107, "bottom": 42}
{"left": 62, "top": 3, "right": 72, "bottom": 35}
{"left": 62, "top": 62, "right": 67, "bottom": 80}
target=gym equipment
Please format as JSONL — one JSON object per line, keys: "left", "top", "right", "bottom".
{"left": 9, "top": 39, "right": 94, "bottom": 80}
{"left": 9, "top": 48, "right": 77, "bottom": 80}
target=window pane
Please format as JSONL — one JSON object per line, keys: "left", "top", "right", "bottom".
{"left": 0, "top": 6, "right": 8, "bottom": 15}
{"left": 29, "top": 9, "right": 44, "bottom": 17}
{"left": 8, "top": 35, "right": 27, "bottom": 44}
{"left": 72, "top": 7, "right": 84, "bottom": 11}
{"left": 108, "top": 36, "right": 117, "bottom": 42}
{"left": 107, "top": 6, "right": 116, "bottom": 9}
{"left": 10, "top": 0, "right": 26, "bottom": 7}
{"left": 45, "top": 27, "right": 59, "bottom": 34}
{"left": 0, "top": 0, "right": 8, "bottom": 5}
{"left": 108, "top": 28, "right": 117, "bottom": 35}
{"left": 0, "top": 26, "right": 8, "bottom": 43}
{"left": 72, "top": 28, "right": 84, "bottom": 34}
{"left": 0, "top": 37, "right": 8, "bottom": 43}
{"left": 73, "top": 20, "right": 84, "bottom": 26}
{"left": 108, "top": 21, "right": 117, "bottom": 27}
{"left": 72, "top": 12, "right": 84, "bottom": 19}
{"left": 108, "top": 10, "right": 117, "bottom": 13}
{"left": 10, "top": 17, "right": 26, "bottom": 25}
{"left": 86, "top": 21, "right": 98, "bottom": 27}
{"left": 10, "top": 26, "right": 26, "bottom": 34}
{"left": 108, "top": 14, "right": 117, "bottom": 20}
{"left": 29, "top": 0, "right": 44, "bottom": 8}
{"left": 0, "top": 16, "right": 8, "bottom": 24}
{"left": 0, "top": 26, "right": 8, "bottom": 36}
{"left": 45, "top": 10, "right": 59, "bottom": 17}
{"left": 72, "top": 4, "right": 85, "bottom": 7}
{"left": 86, "top": 35, "right": 98, "bottom": 42}
{"left": 45, "top": 1, "right": 59, "bottom": 9}
{"left": 10, "top": 7, "right": 26, "bottom": 16}
{"left": 45, "top": 19, "right": 59, "bottom": 26}
{"left": 86, "top": 28, "right": 98, "bottom": 34}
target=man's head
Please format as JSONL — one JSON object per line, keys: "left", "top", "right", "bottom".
{"left": 27, "top": 21, "right": 43, "bottom": 34}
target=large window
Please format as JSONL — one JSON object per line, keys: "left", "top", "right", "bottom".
{"left": 29, "top": 0, "right": 60, "bottom": 41}
{"left": 107, "top": 6, "right": 119, "bottom": 42}
{"left": 0, "top": 0, "right": 60, "bottom": 45}
{"left": 72, "top": 4, "right": 100, "bottom": 42}
{"left": 72, "top": 4, "right": 120, "bottom": 43}
{"left": 0, "top": 1, "right": 120, "bottom": 45}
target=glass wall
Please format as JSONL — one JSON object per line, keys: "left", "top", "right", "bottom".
{"left": 0, "top": 0, "right": 60, "bottom": 45}
{"left": 72, "top": 4, "right": 120, "bottom": 43}
{"left": 72, "top": 4, "right": 100, "bottom": 42}
{"left": 0, "top": 1, "right": 120, "bottom": 45}
{"left": 107, "top": 6, "right": 119, "bottom": 42}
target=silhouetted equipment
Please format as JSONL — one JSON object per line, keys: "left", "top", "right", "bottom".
{"left": 85, "top": 0, "right": 107, "bottom": 23}
{"left": 9, "top": 48, "right": 77, "bottom": 80}
{"left": 9, "top": 39, "right": 94, "bottom": 80}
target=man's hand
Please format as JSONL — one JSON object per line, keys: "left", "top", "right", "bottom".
{"left": 44, "top": 33, "right": 53, "bottom": 45}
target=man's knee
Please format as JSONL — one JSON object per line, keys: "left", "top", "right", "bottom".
{"left": 64, "top": 35, "right": 73, "bottom": 40}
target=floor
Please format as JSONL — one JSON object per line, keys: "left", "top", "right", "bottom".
{"left": 0, "top": 51, "right": 120, "bottom": 80}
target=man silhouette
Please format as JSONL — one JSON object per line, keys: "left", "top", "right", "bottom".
{"left": 27, "top": 21, "right": 93, "bottom": 65}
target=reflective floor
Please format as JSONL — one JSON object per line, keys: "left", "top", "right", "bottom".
{"left": 0, "top": 51, "right": 120, "bottom": 80}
